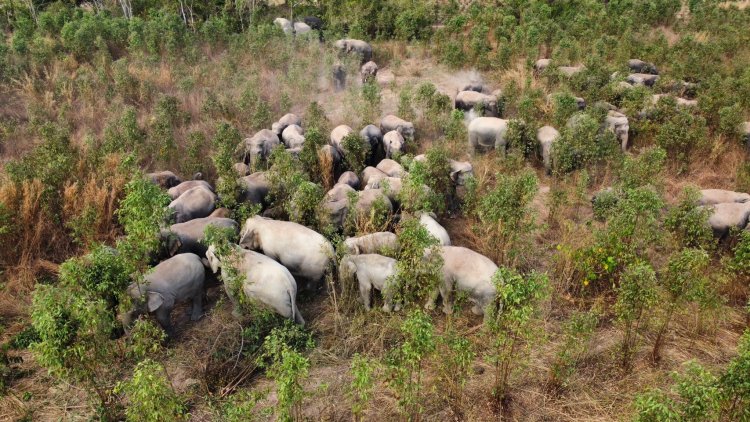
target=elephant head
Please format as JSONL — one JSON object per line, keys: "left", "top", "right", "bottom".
{"left": 239, "top": 226, "right": 260, "bottom": 250}
{"left": 205, "top": 245, "right": 221, "bottom": 274}
{"left": 160, "top": 229, "right": 182, "bottom": 258}
{"left": 121, "top": 283, "right": 168, "bottom": 329}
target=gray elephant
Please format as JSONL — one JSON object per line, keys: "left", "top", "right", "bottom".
{"left": 147, "top": 171, "right": 182, "bottom": 189}
{"left": 376, "top": 158, "right": 406, "bottom": 177}
{"left": 326, "top": 183, "right": 356, "bottom": 202}
{"left": 282, "top": 124, "right": 306, "bottom": 149}
{"left": 239, "top": 216, "right": 335, "bottom": 286}
{"left": 168, "top": 186, "right": 217, "bottom": 223}
{"left": 361, "top": 61, "right": 378, "bottom": 83}
{"left": 272, "top": 113, "right": 302, "bottom": 137}
{"left": 468, "top": 117, "right": 509, "bottom": 155}
{"left": 293, "top": 21, "right": 312, "bottom": 35}
{"left": 344, "top": 232, "right": 399, "bottom": 255}
{"left": 537, "top": 125, "right": 560, "bottom": 173}
{"left": 605, "top": 111, "right": 630, "bottom": 151}
{"left": 167, "top": 180, "right": 214, "bottom": 200}
{"left": 338, "top": 171, "right": 360, "bottom": 189}
{"left": 122, "top": 253, "right": 205, "bottom": 336}
{"left": 361, "top": 166, "right": 388, "bottom": 186}
{"left": 360, "top": 124, "right": 384, "bottom": 163}
{"left": 742, "top": 122, "right": 750, "bottom": 150}
{"left": 244, "top": 129, "right": 280, "bottom": 166}
{"left": 426, "top": 246, "right": 498, "bottom": 316}
{"left": 209, "top": 208, "right": 232, "bottom": 218}
{"left": 628, "top": 59, "right": 658, "bottom": 75}
{"left": 412, "top": 155, "right": 473, "bottom": 185}
{"left": 238, "top": 172, "right": 270, "bottom": 206}
{"left": 627, "top": 73, "right": 659, "bottom": 87}
{"left": 356, "top": 189, "right": 394, "bottom": 218}
{"left": 380, "top": 115, "right": 415, "bottom": 139}
{"left": 340, "top": 254, "right": 399, "bottom": 312}
{"left": 462, "top": 82, "right": 484, "bottom": 93}
{"left": 383, "top": 131, "right": 405, "bottom": 158}
{"left": 334, "top": 39, "right": 373, "bottom": 63}
{"left": 699, "top": 189, "right": 750, "bottom": 206}
{"left": 558, "top": 65, "right": 585, "bottom": 77}
{"left": 333, "top": 62, "right": 346, "bottom": 91}
{"left": 206, "top": 245, "right": 304, "bottom": 324}
{"left": 161, "top": 217, "right": 238, "bottom": 257}
{"left": 234, "top": 162, "right": 251, "bottom": 176}
{"left": 703, "top": 202, "right": 750, "bottom": 239}
{"left": 419, "top": 212, "right": 450, "bottom": 246}
{"left": 455, "top": 90, "right": 500, "bottom": 117}
{"left": 534, "top": 58, "right": 551, "bottom": 73}
{"left": 365, "top": 176, "right": 402, "bottom": 202}
{"left": 330, "top": 124, "right": 354, "bottom": 153}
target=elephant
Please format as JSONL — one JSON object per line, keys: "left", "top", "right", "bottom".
{"left": 537, "top": 125, "right": 560, "bottom": 173}
{"left": 698, "top": 189, "right": 750, "bottom": 206}
{"left": 605, "top": 110, "right": 630, "bottom": 151}
{"left": 326, "top": 182, "right": 356, "bottom": 202}
{"left": 206, "top": 245, "right": 304, "bottom": 325}
{"left": 558, "top": 65, "right": 585, "bottom": 77}
{"left": 344, "top": 232, "right": 399, "bottom": 255}
{"left": 461, "top": 82, "right": 484, "bottom": 93}
{"left": 383, "top": 131, "right": 405, "bottom": 158}
{"left": 626, "top": 73, "right": 660, "bottom": 87}
{"left": 238, "top": 172, "right": 270, "bottom": 206}
{"left": 380, "top": 115, "right": 415, "bottom": 139}
{"left": 426, "top": 246, "right": 498, "bottom": 316}
{"left": 376, "top": 158, "right": 406, "bottom": 178}
{"left": 209, "top": 208, "right": 231, "bottom": 218}
{"left": 413, "top": 155, "right": 473, "bottom": 185}
{"left": 338, "top": 171, "right": 360, "bottom": 189}
{"left": 334, "top": 39, "right": 373, "bottom": 64}
{"left": 361, "top": 61, "right": 378, "bottom": 83}
{"left": 419, "top": 212, "right": 451, "bottom": 246}
{"left": 234, "top": 162, "right": 251, "bottom": 176}
{"left": 534, "top": 58, "right": 551, "bottom": 73}
{"left": 340, "top": 254, "right": 399, "bottom": 312}
{"left": 650, "top": 94, "right": 697, "bottom": 108}
{"left": 468, "top": 117, "right": 509, "bottom": 155}
{"left": 322, "top": 197, "right": 349, "bottom": 229}
{"left": 455, "top": 90, "right": 500, "bottom": 117}
{"left": 361, "top": 166, "right": 388, "bottom": 186}
{"left": 293, "top": 21, "right": 312, "bottom": 35}
{"left": 161, "top": 217, "right": 239, "bottom": 257}
{"left": 702, "top": 202, "right": 750, "bottom": 240}
{"left": 274, "top": 17, "right": 294, "bottom": 34}
{"left": 272, "top": 113, "right": 302, "bottom": 137}
{"left": 168, "top": 186, "right": 217, "bottom": 223}
{"left": 330, "top": 125, "right": 354, "bottom": 153}
{"left": 167, "top": 180, "right": 214, "bottom": 200}
{"left": 244, "top": 129, "right": 280, "bottom": 166}
{"left": 239, "top": 216, "right": 335, "bottom": 286}
{"left": 333, "top": 62, "right": 346, "bottom": 91}
{"left": 365, "top": 176, "right": 402, "bottom": 202}
{"left": 628, "top": 59, "right": 658, "bottom": 75}
{"left": 282, "top": 124, "right": 306, "bottom": 149}
{"left": 122, "top": 253, "right": 205, "bottom": 337}
{"left": 360, "top": 124, "right": 384, "bottom": 163}
{"left": 356, "top": 189, "right": 394, "bottom": 217}
{"left": 147, "top": 171, "right": 182, "bottom": 189}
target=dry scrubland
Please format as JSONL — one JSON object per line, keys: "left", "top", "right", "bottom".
{"left": 1, "top": 1, "right": 750, "bottom": 421}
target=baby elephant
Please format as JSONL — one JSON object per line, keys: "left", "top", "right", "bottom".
{"left": 206, "top": 245, "right": 304, "bottom": 325}
{"left": 122, "top": 253, "right": 206, "bottom": 337}
{"left": 340, "top": 254, "right": 399, "bottom": 312}
{"left": 344, "top": 232, "right": 399, "bottom": 255}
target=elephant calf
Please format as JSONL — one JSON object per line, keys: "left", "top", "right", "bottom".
{"left": 537, "top": 125, "right": 560, "bottom": 173}
{"left": 122, "top": 253, "right": 205, "bottom": 337}
{"left": 161, "top": 217, "right": 239, "bottom": 257}
{"left": 427, "top": 246, "right": 498, "bottom": 317}
{"left": 344, "top": 232, "right": 399, "bottom": 255}
{"left": 419, "top": 213, "right": 451, "bottom": 246}
{"left": 147, "top": 171, "right": 182, "bottom": 189}
{"left": 341, "top": 254, "right": 399, "bottom": 312}
{"left": 206, "top": 246, "right": 304, "bottom": 325}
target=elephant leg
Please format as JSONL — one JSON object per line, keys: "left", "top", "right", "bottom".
{"left": 441, "top": 283, "right": 453, "bottom": 315}
{"left": 469, "top": 133, "right": 478, "bottom": 156}
{"left": 425, "top": 288, "right": 440, "bottom": 311}
{"left": 223, "top": 281, "right": 243, "bottom": 318}
{"left": 154, "top": 308, "right": 174, "bottom": 338}
{"left": 190, "top": 293, "right": 203, "bottom": 321}
{"left": 382, "top": 286, "right": 394, "bottom": 313}
{"left": 359, "top": 279, "right": 372, "bottom": 311}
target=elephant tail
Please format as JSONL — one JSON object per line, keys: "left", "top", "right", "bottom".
{"left": 290, "top": 289, "right": 305, "bottom": 326}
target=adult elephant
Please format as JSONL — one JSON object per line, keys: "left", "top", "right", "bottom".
{"left": 376, "top": 158, "right": 405, "bottom": 177}
{"left": 239, "top": 216, "right": 335, "bottom": 287}
{"left": 365, "top": 176, "right": 402, "bottom": 202}
{"left": 605, "top": 111, "right": 629, "bottom": 151}
{"left": 628, "top": 59, "right": 658, "bottom": 75}
{"left": 455, "top": 90, "right": 500, "bottom": 117}
{"left": 147, "top": 171, "right": 182, "bottom": 189}
{"left": 344, "top": 232, "right": 399, "bottom": 255}
{"left": 282, "top": 124, "right": 306, "bottom": 149}
{"left": 334, "top": 39, "right": 373, "bottom": 63}
{"left": 340, "top": 254, "right": 399, "bottom": 312}
{"left": 274, "top": 17, "right": 293, "bottom": 34}
{"left": 419, "top": 212, "right": 451, "bottom": 246}
{"left": 244, "top": 129, "right": 280, "bottom": 167}
{"left": 698, "top": 189, "right": 750, "bottom": 206}
{"left": 168, "top": 186, "right": 217, "bottom": 223}
{"left": 161, "top": 217, "right": 239, "bottom": 257}
{"left": 302, "top": 16, "right": 323, "bottom": 30}
{"left": 330, "top": 124, "right": 354, "bottom": 153}
{"left": 537, "top": 125, "right": 560, "bottom": 173}
{"left": 272, "top": 113, "right": 302, "bottom": 137}
{"left": 383, "top": 131, "right": 405, "bottom": 158}
{"left": 338, "top": 171, "right": 360, "bottom": 189}
{"left": 238, "top": 172, "right": 270, "bottom": 206}
{"left": 167, "top": 180, "right": 214, "bottom": 200}
{"left": 121, "top": 253, "right": 205, "bottom": 337}
{"left": 380, "top": 115, "right": 415, "bottom": 139}
{"left": 426, "top": 246, "right": 498, "bottom": 317}
{"left": 468, "top": 117, "right": 509, "bottom": 155}
{"left": 361, "top": 166, "right": 388, "bottom": 186}
{"left": 703, "top": 202, "right": 750, "bottom": 240}
{"left": 206, "top": 245, "right": 304, "bottom": 325}
{"left": 361, "top": 124, "right": 384, "bottom": 163}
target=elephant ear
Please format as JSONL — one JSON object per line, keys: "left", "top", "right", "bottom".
{"left": 147, "top": 292, "right": 164, "bottom": 313}
{"left": 449, "top": 170, "right": 460, "bottom": 183}
{"left": 168, "top": 235, "right": 181, "bottom": 256}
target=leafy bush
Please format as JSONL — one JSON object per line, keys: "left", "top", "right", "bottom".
{"left": 211, "top": 122, "right": 242, "bottom": 210}
{"left": 549, "top": 308, "right": 599, "bottom": 391}
{"left": 349, "top": 354, "right": 376, "bottom": 421}
{"left": 665, "top": 187, "right": 713, "bottom": 250}
{"left": 115, "top": 359, "right": 185, "bottom": 422}
{"left": 392, "top": 217, "right": 443, "bottom": 308}
{"left": 655, "top": 108, "right": 709, "bottom": 172}
{"left": 341, "top": 133, "right": 370, "bottom": 175}
{"left": 615, "top": 263, "right": 658, "bottom": 371}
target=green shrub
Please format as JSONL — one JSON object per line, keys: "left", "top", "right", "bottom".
{"left": 392, "top": 218, "right": 443, "bottom": 308}
{"left": 116, "top": 359, "right": 186, "bottom": 422}
{"left": 341, "top": 133, "right": 370, "bottom": 175}
{"left": 718, "top": 104, "right": 744, "bottom": 140}
{"left": 349, "top": 354, "right": 376, "bottom": 421}
{"left": 548, "top": 308, "right": 599, "bottom": 391}
{"left": 211, "top": 122, "right": 242, "bottom": 210}
{"left": 551, "top": 93, "right": 580, "bottom": 127}
{"left": 615, "top": 263, "right": 658, "bottom": 371}
{"left": 664, "top": 187, "right": 713, "bottom": 250}
{"left": 655, "top": 109, "right": 709, "bottom": 172}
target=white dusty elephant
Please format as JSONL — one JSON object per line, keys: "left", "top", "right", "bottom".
{"left": 699, "top": 189, "right": 750, "bottom": 206}
{"left": 361, "top": 166, "right": 388, "bottom": 186}
{"left": 168, "top": 186, "right": 217, "bottom": 223}
{"left": 244, "top": 129, "right": 280, "bottom": 166}
{"left": 365, "top": 176, "right": 403, "bottom": 202}
{"left": 239, "top": 216, "right": 335, "bottom": 286}
{"left": 334, "top": 39, "right": 373, "bottom": 64}
{"left": 122, "top": 253, "right": 205, "bottom": 336}
{"left": 534, "top": 58, "right": 551, "bottom": 73}
{"left": 282, "top": 124, "right": 305, "bottom": 149}
{"left": 419, "top": 212, "right": 451, "bottom": 246}
{"left": 274, "top": 17, "right": 294, "bottom": 34}
{"left": 206, "top": 245, "right": 304, "bottom": 325}
{"left": 338, "top": 171, "right": 360, "bottom": 189}
{"left": 238, "top": 172, "right": 270, "bottom": 206}
{"left": 344, "top": 231, "right": 399, "bottom": 255}
{"left": 147, "top": 171, "right": 182, "bottom": 189}
{"left": 330, "top": 124, "right": 354, "bottom": 153}
{"left": 537, "top": 125, "right": 560, "bottom": 173}
{"left": 383, "top": 130, "right": 405, "bottom": 158}
{"left": 340, "top": 254, "right": 399, "bottom": 312}
{"left": 356, "top": 189, "right": 394, "bottom": 216}
{"left": 167, "top": 180, "right": 214, "bottom": 200}
{"left": 376, "top": 158, "right": 406, "bottom": 177}
{"left": 426, "top": 246, "right": 498, "bottom": 316}
{"left": 455, "top": 90, "right": 500, "bottom": 117}
{"left": 605, "top": 110, "right": 630, "bottom": 151}
{"left": 558, "top": 65, "right": 585, "bottom": 77}
{"left": 468, "top": 117, "right": 509, "bottom": 155}
{"left": 380, "top": 115, "right": 415, "bottom": 139}
{"left": 702, "top": 202, "right": 750, "bottom": 239}
{"left": 361, "top": 61, "right": 378, "bottom": 83}
{"left": 161, "top": 217, "right": 238, "bottom": 257}
{"left": 272, "top": 113, "right": 302, "bottom": 137}
{"left": 293, "top": 21, "right": 312, "bottom": 35}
